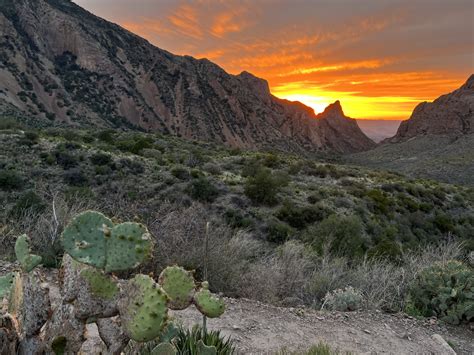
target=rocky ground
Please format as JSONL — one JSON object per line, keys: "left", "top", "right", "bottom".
{"left": 1, "top": 263, "right": 472, "bottom": 355}
{"left": 173, "top": 298, "right": 473, "bottom": 354}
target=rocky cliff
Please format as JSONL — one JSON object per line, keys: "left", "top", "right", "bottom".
{"left": 0, "top": 0, "right": 374, "bottom": 153}
{"left": 390, "top": 75, "right": 474, "bottom": 142}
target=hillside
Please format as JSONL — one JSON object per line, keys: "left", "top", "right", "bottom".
{"left": 349, "top": 75, "right": 474, "bottom": 186}
{"left": 0, "top": 0, "right": 374, "bottom": 153}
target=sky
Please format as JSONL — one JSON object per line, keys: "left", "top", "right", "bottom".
{"left": 75, "top": 0, "right": 473, "bottom": 120}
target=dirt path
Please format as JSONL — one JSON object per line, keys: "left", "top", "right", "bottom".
{"left": 172, "top": 298, "right": 473, "bottom": 354}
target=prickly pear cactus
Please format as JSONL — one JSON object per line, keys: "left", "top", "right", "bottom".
{"left": 0, "top": 273, "right": 15, "bottom": 299}
{"left": 62, "top": 211, "right": 113, "bottom": 269}
{"left": 118, "top": 275, "right": 169, "bottom": 342}
{"left": 196, "top": 340, "right": 217, "bottom": 355}
{"left": 158, "top": 266, "right": 195, "bottom": 310}
{"left": 193, "top": 282, "right": 225, "bottom": 318}
{"left": 106, "top": 222, "right": 152, "bottom": 272}
{"left": 151, "top": 342, "right": 177, "bottom": 355}
{"left": 62, "top": 211, "right": 152, "bottom": 272}
{"left": 15, "top": 234, "right": 42, "bottom": 272}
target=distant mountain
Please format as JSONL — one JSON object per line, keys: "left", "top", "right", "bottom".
{"left": 0, "top": 0, "right": 374, "bottom": 153}
{"left": 389, "top": 75, "right": 474, "bottom": 142}
{"left": 356, "top": 119, "right": 402, "bottom": 143}
{"left": 348, "top": 75, "right": 474, "bottom": 186}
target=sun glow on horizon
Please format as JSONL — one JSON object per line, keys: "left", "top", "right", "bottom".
{"left": 271, "top": 83, "right": 429, "bottom": 121}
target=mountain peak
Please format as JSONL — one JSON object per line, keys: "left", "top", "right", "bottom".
{"left": 322, "top": 100, "right": 344, "bottom": 116}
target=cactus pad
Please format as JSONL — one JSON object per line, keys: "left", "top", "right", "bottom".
{"left": 118, "top": 275, "right": 169, "bottom": 342}
{"left": 106, "top": 222, "right": 152, "bottom": 272}
{"left": 80, "top": 269, "right": 119, "bottom": 300}
{"left": 62, "top": 211, "right": 152, "bottom": 272}
{"left": 151, "top": 342, "right": 177, "bottom": 355}
{"left": 15, "top": 234, "right": 42, "bottom": 272}
{"left": 0, "top": 273, "right": 15, "bottom": 299}
{"left": 158, "top": 266, "right": 195, "bottom": 310}
{"left": 196, "top": 340, "right": 217, "bottom": 355}
{"left": 62, "top": 211, "right": 113, "bottom": 269}
{"left": 193, "top": 282, "right": 225, "bottom": 318}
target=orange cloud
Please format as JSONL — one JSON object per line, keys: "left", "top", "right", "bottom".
{"left": 168, "top": 4, "right": 203, "bottom": 39}
{"left": 211, "top": 8, "right": 250, "bottom": 37}
{"left": 279, "top": 59, "right": 389, "bottom": 76}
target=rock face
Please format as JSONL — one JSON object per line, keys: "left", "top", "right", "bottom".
{"left": 0, "top": 0, "right": 374, "bottom": 153}
{"left": 390, "top": 75, "right": 474, "bottom": 141}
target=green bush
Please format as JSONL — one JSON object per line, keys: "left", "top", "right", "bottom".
{"left": 89, "top": 152, "right": 112, "bottom": 166}
{"left": 224, "top": 209, "right": 253, "bottom": 229}
{"left": 266, "top": 220, "right": 293, "bottom": 244}
{"left": 0, "top": 170, "right": 24, "bottom": 190}
{"left": 186, "top": 177, "right": 219, "bottom": 202}
{"left": 244, "top": 167, "right": 286, "bottom": 205}
{"left": 306, "top": 214, "right": 367, "bottom": 258}
{"left": 276, "top": 201, "right": 331, "bottom": 229}
{"left": 407, "top": 260, "right": 474, "bottom": 324}
{"left": 171, "top": 165, "right": 191, "bottom": 180}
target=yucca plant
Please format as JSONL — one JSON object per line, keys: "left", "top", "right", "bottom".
{"left": 174, "top": 325, "right": 235, "bottom": 355}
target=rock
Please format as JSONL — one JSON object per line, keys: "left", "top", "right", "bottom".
{"left": 431, "top": 334, "right": 457, "bottom": 355}
{"left": 96, "top": 317, "right": 129, "bottom": 354}
{"left": 79, "top": 323, "right": 107, "bottom": 355}
{"left": 389, "top": 75, "right": 474, "bottom": 142}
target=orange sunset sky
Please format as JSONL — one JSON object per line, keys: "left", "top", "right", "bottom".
{"left": 75, "top": 0, "right": 474, "bottom": 120}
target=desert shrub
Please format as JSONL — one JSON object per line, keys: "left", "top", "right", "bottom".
{"left": 407, "top": 260, "right": 474, "bottom": 324}
{"left": 186, "top": 177, "right": 218, "bottom": 202}
{"left": 322, "top": 286, "right": 364, "bottom": 311}
{"left": 305, "top": 215, "right": 366, "bottom": 258}
{"left": 224, "top": 209, "right": 253, "bottom": 229}
{"left": 54, "top": 150, "right": 78, "bottom": 169}
{"left": 365, "top": 189, "right": 392, "bottom": 215}
{"left": 433, "top": 212, "right": 455, "bottom": 233}
{"left": 171, "top": 165, "right": 190, "bottom": 180}
{"left": 116, "top": 135, "right": 153, "bottom": 154}
{"left": 266, "top": 220, "right": 294, "bottom": 244}
{"left": 89, "top": 152, "right": 112, "bottom": 166}
{"left": 118, "top": 158, "right": 144, "bottom": 174}
{"left": 276, "top": 202, "right": 331, "bottom": 229}
{"left": 10, "top": 191, "right": 46, "bottom": 217}
{"left": 0, "top": 116, "right": 23, "bottom": 130}
{"left": 307, "top": 190, "right": 328, "bottom": 204}
{"left": 202, "top": 162, "right": 221, "bottom": 175}
{"left": 277, "top": 342, "right": 345, "bottom": 355}
{"left": 96, "top": 129, "right": 115, "bottom": 144}
{"left": 367, "top": 239, "right": 403, "bottom": 263}
{"left": 244, "top": 167, "right": 287, "bottom": 205}
{"left": 19, "top": 131, "right": 39, "bottom": 146}
{"left": 0, "top": 170, "right": 24, "bottom": 190}
{"left": 63, "top": 168, "right": 88, "bottom": 186}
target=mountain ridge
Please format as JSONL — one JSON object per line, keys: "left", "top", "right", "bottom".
{"left": 0, "top": 0, "right": 375, "bottom": 153}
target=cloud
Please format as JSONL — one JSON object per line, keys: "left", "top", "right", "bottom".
{"left": 211, "top": 8, "right": 251, "bottom": 37}
{"left": 167, "top": 4, "right": 204, "bottom": 39}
